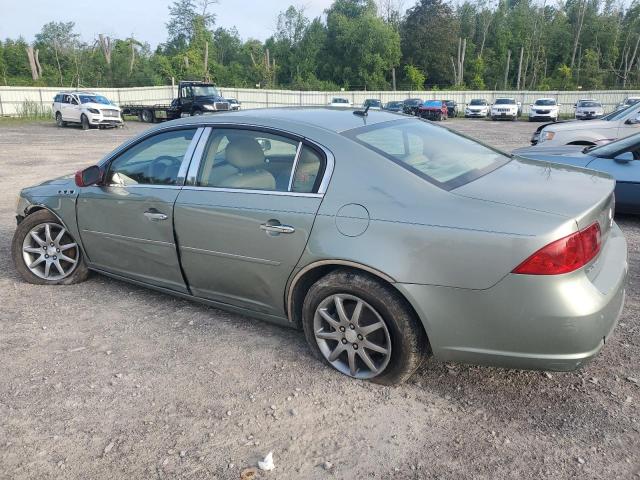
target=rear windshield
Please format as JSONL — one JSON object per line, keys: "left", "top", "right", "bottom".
{"left": 344, "top": 119, "right": 510, "bottom": 190}
{"left": 578, "top": 101, "right": 600, "bottom": 107}
{"left": 423, "top": 100, "right": 442, "bottom": 107}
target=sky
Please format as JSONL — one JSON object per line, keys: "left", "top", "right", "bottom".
{"left": 0, "top": 0, "right": 334, "bottom": 46}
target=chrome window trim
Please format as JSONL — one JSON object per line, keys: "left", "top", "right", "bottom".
{"left": 185, "top": 127, "right": 212, "bottom": 186}
{"left": 181, "top": 185, "right": 323, "bottom": 198}
{"left": 287, "top": 141, "right": 304, "bottom": 192}
{"left": 183, "top": 123, "right": 335, "bottom": 195}
{"left": 103, "top": 184, "right": 184, "bottom": 190}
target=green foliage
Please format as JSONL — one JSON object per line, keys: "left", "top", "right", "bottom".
{"left": 404, "top": 65, "right": 426, "bottom": 89}
{"left": 0, "top": 0, "right": 639, "bottom": 90}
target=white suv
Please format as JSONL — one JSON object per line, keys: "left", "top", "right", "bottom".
{"left": 491, "top": 98, "right": 519, "bottom": 120}
{"left": 528, "top": 98, "right": 559, "bottom": 122}
{"left": 52, "top": 91, "right": 123, "bottom": 130}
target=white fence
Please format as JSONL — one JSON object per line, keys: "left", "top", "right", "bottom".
{"left": 1, "top": 85, "right": 639, "bottom": 117}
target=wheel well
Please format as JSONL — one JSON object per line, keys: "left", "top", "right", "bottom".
{"left": 567, "top": 140, "right": 595, "bottom": 146}
{"left": 287, "top": 263, "right": 426, "bottom": 340}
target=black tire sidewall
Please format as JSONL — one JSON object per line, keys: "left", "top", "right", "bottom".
{"left": 302, "top": 270, "right": 427, "bottom": 385}
{"left": 81, "top": 114, "right": 89, "bottom": 130}
{"left": 11, "top": 210, "right": 89, "bottom": 285}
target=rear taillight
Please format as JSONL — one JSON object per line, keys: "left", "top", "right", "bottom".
{"left": 512, "top": 222, "right": 601, "bottom": 275}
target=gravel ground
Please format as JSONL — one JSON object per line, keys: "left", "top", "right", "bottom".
{"left": 0, "top": 117, "right": 638, "bottom": 480}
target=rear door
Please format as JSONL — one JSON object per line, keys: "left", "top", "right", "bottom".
{"left": 174, "top": 126, "right": 329, "bottom": 316}
{"left": 76, "top": 127, "right": 202, "bottom": 292}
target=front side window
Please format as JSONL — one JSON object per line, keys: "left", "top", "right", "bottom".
{"left": 195, "top": 129, "right": 324, "bottom": 193}
{"left": 344, "top": 119, "right": 510, "bottom": 190}
{"left": 107, "top": 129, "right": 197, "bottom": 186}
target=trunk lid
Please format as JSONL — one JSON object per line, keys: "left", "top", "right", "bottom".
{"left": 452, "top": 157, "right": 616, "bottom": 235}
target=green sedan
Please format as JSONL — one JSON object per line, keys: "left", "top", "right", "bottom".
{"left": 12, "top": 108, "right": 627, "bottom": 384}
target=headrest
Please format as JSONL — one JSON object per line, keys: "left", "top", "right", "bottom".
{"left": 225, "top": 137, "right": 265, "bottom": 170}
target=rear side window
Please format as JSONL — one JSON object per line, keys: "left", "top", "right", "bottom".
{"left": 344, "top": 119, "right": 510, "bottom": 190}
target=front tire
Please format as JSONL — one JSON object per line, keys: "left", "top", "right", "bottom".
{"left": 302, "top": 270, "right": 428, "bottom": 385}
{"left": 81, "top": 114, "right": 90, "bottom": 130}
{"left": 11, "top": 210, "right": 89, "bottom": 285}
{"left": 55, "top": 112, "right": 66, "bottom": 127}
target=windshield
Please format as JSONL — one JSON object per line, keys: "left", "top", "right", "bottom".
{"left": 534, "top": 99, "right": 556, "bottom": 106}
{"left": 192, "top": 85, "right": 220, "bottom": 97}
{"left": 386, "top": 101, "right": 402, "bottom": 108}
{"left": 79, "top": 95, "right": 111, "bottom": 105}
{"left": 625, "top": 98, "right": 640, "bottom": 105}
{"left": 590, "top": 133, "right": 640, "bottom": 158}
{"left": 495, "top": 99, "right": 515, "bottom": 105}
{"left": 445, "top": 101, "right": 455, "bottom": 106}
{"left": 332, "top": 98, "right": 349, "bottom": 104}
{"left": 364, "top": 100, "right": 381, "bottom": 107}
{"left": 470, "top": 99, "right": 487, "bottom": 106}
{"left": 405, "top": 99, "right": 422, "bottom": 106}
{"left": 602, "top": 102, "right": 639, "bottom": 121}
{"left": 344, "top": 118, "right": 510, "bottom": 190}
{"left": 423, "top": 100, "right": 442, "bottom": 107}
{"left": 578, "top": 101, "right": 601, "bottom": 108}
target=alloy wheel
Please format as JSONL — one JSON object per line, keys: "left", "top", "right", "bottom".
{"left": 22, "top": 222, "right": 79, "bottom": 281}
{"left": 313, "top": 293, "right": 392, "bottom": 379}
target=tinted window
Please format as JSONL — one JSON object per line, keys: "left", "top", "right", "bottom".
{"left": 469, "top": 99, "right": 487, "bottom": 105}
{"left": 495, "top": 99, "right": 515, "bottom": 105}
{"left": 54, "top": 94, "right": 62, "bottom": 102}
{"left": 578, "top": 101, "right": 600, "bottom": 107}
{"left": 196, "top": 129, "right": 300, "bottom": 192}
{"left": 108, "top": 129, "right": 197, "bottom": 186}
{"left": 534, "top": 99, "right": 556, "bottom": 106}
{"left": 345, "top": 119, "right": 510, "bottom": 190}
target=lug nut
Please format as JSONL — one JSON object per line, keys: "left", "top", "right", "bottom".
{"left": 357, "top": 334, "right": 363, "bottom": 341}
{"left": 53, "top": 256, "right": 57, "bottom": 260}
{"left": 339, "top": 326, "right": 345, "bottom": 332}
{"left": 352, "top": 343, "right": 358, "bottom": 350}
{"left": 341, "top": 338, "right": 348, "bottom": 344}
{"left": 50, "top": 243, "right": 54, "bottom": 247}
{"left": 349, "top": 324, "right": 355, "bottom": 330}
{"left": 56, "top": 248, "right": 60, "bottom": 252}
{"left": 44, "top": 254, "right": 49, "bottom": 259}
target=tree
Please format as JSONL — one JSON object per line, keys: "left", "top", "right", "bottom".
{"left": 34, "top": 21, "right": 79, "bottom": 85}
{"left": 401, "top": 0, "right": 457, "bottom": 87}
{"left": 404, "top": 64, "right": 425, "bottom": 89}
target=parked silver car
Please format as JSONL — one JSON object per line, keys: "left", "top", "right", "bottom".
{"left": 12, "top": 108, "right": 627, "bottom": 384}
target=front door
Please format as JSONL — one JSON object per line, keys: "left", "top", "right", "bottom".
{"left": 77, "top": 127, "right": 201, "bottom": 292}
{"left": 174, "top": 127, "right": 327, "bottom": 316}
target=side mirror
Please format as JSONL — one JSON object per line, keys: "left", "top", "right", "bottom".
{"left": 75, "top": 165, "right": 102, "bottom": 187}
{"left": 613, "top": 152, "right": 634, "bottom": 163}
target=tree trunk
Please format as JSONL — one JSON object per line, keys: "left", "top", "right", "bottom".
{"left": 99, "top": 34, "right": 112, "bottom": 65}
{"left": 516, "top": 47, "right": 524, "bottom": 89}
{"left": 570, "top": 0, "right": 587, "bottom": 69}
{"left": 504, "top": 49, "right": 511, "bottom": 89}
{"left": 26, "top": 47, "right": 39, "bottom": 81}
{"left": 129, "top": 38, "right": 136, "bottom": 75}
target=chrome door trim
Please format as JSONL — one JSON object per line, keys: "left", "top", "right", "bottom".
{"left": 180, "top": 245, "right": 281, "bottom": 266}
{"left": 177, "top": 127, "right": 204, "bottom": 185}
{"left": 185, "top": 127, "right": 212, "bottom": 186}
{"left": 287, "top": 141, "right": 303, "bottom": 192}
{"left": 81, "top": 229, "right": 175, "bottom": 247}
{"left": 181, "top": 186, "right": 323, "bottom": 198}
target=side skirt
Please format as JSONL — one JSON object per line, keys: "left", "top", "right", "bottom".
{"left": 88, "top": 266, "right": 294, "bottom": 329}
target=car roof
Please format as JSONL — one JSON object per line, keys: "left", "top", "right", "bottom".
{"left": 167, "top": 107, "right": 404, "bottom": 134}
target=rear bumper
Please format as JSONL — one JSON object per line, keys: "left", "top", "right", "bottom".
{"left": 396, "top": 223, "right": 628, "bottom": 371}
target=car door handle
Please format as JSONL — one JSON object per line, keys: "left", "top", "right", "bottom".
{"left": 260, "top": 221, "right": 295, "bottom": 234}
{"left": 144, "top": 210, "right": 168, "bottom": 221}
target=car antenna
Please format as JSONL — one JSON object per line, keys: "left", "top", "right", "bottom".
{"left": 353, "top": 104, "right": 370, "bottom": 117}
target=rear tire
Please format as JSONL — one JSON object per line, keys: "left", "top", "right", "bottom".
{"left": 302, "top": 269, "right": 428, "bottom": 385}
{"left": 140, "top": 109, "right": 155, "bottom": 123}
{"left": 11, "top": 210, "right": 89, "bottom": 285}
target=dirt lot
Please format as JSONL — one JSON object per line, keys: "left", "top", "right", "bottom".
{"left": 0, "top": 117, "right": 638, "bottom": 480}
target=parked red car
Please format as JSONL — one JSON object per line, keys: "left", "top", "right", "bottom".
{"left": 418, "top": 100, "right": 448, "bottom": 121}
